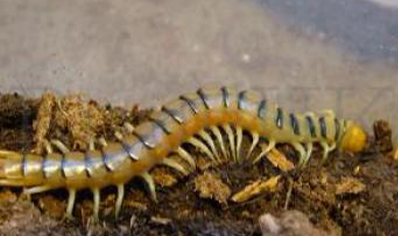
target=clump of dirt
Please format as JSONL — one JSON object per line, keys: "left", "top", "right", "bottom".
{"left": 0, "top": 92, "right": 397, "bottom": 236}
{"left": 194, "top": 171, "right": 231, "bottom": 204}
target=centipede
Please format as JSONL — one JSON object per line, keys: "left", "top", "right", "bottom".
{"left": 0, "top": 86, "right": 367, "bottom": 221}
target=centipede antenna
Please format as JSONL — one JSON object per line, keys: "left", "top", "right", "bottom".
{"left": 51, "top": 139, "right": 70, "bottom": 154}
{"left": 293, "top": 142, "right": 306, "bottom": 167}
{"left": 253, "top": 140, "right": 276, "bottom": 164}
{"left": 210, "top": 126, "right": 227, "bottom": 161}
{"left": 177, "top": 147, "right": 196, "bottom": 169}
{"left": 187, "top": 137, "right": 217, "bottom": 163}
{"left": 162, "top": 158, "right": 189, "bottom": 176}
{"left": 223, "top": 124, "right": 236, "bottom": 162}
{"left": 141, "top": 172, "right": 157, "bottom": 202}
{"left": 236, "top": 126, "right": 243, "bottom": 162}
{"left": 198, "top": 130, "right": 220, "bottom": 162}
{"left": 66, "top": 189, "right": 76, "bottom": 219}
{"left": 246, "top": 132, "right": 259, "bottom": 160}
{"left": 92, "top": 188, "right": 100, "bottom": 222}
{"left": 115, "top": 184, "right": 124, "bottom": 219}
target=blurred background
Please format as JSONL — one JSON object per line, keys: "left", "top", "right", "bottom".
{"left": 0, "top": 0, "right": 397, "bottom": 134}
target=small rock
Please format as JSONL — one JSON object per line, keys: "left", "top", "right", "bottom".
{"left": 259, "top": 211, "right": 339, "bottom": 236}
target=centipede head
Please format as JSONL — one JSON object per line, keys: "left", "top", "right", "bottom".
{"left": 339, "top": 121, "right": 367, "bottom": 153}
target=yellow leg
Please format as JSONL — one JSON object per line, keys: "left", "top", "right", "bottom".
{"left": 115, "top": 184, "right": 124, "bottom": 219}
{"left": 198, "top": 130, "right": 220, "bottom": 162}
{"left": 162, "top": 158, "right": 189, "bottom": 176}
{"left": 65, "top": 189, "right": 76, "bottom": 219}
{"left": 210, "top": 126, "right": 227, "bottom": 161}
{"left": 91, "top": 188, "right": 100, "bottom": 222}
{"left": 246, "top": 132, "right": 259, "bottom": 160}
{"left": 223, "top": 124, "right": 236, "bottom": 162}
{"left": 187, "top": 137, "right": 217, "bottom": 163}
{"left": 236, "top": 126, "right": 243, "bottom": 162}
{"left": 177, "top": 147, "right": 196, "bottom": 169}
{"left": 141, "top": 172, "right": 157, "bottom": 202}
{"left": 253, "top": 140, "right": 276, "bottom": 164}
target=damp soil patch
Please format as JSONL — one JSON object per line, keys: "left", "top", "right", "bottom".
{"left": 0, "top": 92, "right": 397, "bottom": 236}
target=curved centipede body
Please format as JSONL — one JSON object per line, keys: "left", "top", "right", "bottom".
{"left": 0, "top": 86, "right": 367, "bottom": 221}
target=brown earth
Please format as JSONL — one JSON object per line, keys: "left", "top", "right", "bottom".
{"left": 0, "top": 92, "right": 397, "bottom": 236}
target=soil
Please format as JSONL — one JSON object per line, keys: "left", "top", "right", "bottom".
{"left": 0, "top": 92, "right": 397, "bottom": 236}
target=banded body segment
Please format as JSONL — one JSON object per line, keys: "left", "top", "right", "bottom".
{"left": 196, "top": 87, "right": 224, "bottom": 110}
{"left": 62, "top": 152, "right": 87, "bottom": 187}
{"left": 162, "top": 98, "right": 197, "bottom": 124}
{"left": 42, "top": 153, "right": 64, "bottom": 186}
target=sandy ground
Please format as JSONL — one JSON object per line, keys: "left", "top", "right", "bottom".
{"left": 0, "top": 0, "right": 397, "bottom": 133}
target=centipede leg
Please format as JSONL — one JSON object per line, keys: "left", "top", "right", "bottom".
{"left": 51, "top": 139, "right": 70, "bottom": 154}
{"left": 198, "top": 130, "right": 220, "bottom": 162}
{"left": 223, "top": 124, "right": 236, "bottom": 162}
{"left": 162, "top": 158, "right": 189, "bottom": 176}
{"left": 293, "top": 143, "right": 306, "bottom": 167}
{"left": 114, "top": 131, "right": 124, "bottom": 141}
{"left": 115, "top": 184, "right": 124, "bottom": 219}
{"left": 23, "top": 185, "right": 53, "bottom": 195}
{"left": 98, "top": 137, "right": 108, "bottom": 148}
{"left": 236, "top": 126, "right": 243, "bottom": 163}
{"left": 246, "top": 132, "right": 259, "bottom": 160}
{"left": 187, "top": 137, "right": 217, "bottom": 163}
{"left": 177, "top": 147, "right": 196, "bottom": 169}
{"left": 123, "top": 122, "right": 135, "bottom": 133}
{"left": 302, "top": 142, "right": 313, "bottom": 166}
{"left": 253, "top": 139, "right": 275, "bottom": 164}
{"left": 141, "top": 172, "right": 157, "bottom": 202}
{"left": 320, "top": 142, "right": 331, "bottom": 164}
{"left": 66, "top": 189, "right": 76, "bottom": 219}
{"left": 92, "top": 188, "right": 100, "bottom": 222}
{"left": 210, "top": 126, "right": 227, "bottom": 161}
{"left": 43, "top": 139, "right": 53, "bottom": 154}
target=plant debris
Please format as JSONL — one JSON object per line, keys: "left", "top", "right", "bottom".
{"left": 335, "top": 177, "right": 366, "bottom": 195}
{"left": 193, "top": 171, "right": 231, "bottom": 204}
{"left": 264, "top": 147, "right": 295, "bottom": 172}
{"left": 231, "top": 175, "right": 280, "bottom": 203}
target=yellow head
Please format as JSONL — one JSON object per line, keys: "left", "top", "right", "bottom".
{"left": 339, "top": 121, "right": 367, "bottom": 153}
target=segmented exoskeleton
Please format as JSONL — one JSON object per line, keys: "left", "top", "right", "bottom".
{"left": 0, "top": 87, "right": 367, "bottom": 221}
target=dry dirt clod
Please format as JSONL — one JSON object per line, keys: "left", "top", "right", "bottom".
{"left": 335, "top": 177, "right": 366, "bottom": 195}
{"left": 54, "top": 94, "right": 105, "bottom": 150}
{"left": 32, "top": 90, "right": 56, "bottom": 154}
{"left": 373, "top": 120, "right": 393, "bottom": 153}
{"left": 151, "top": 167, "right": 178, "bottom": 187}
{"left": 231, "top": 175, "right": 280, "bottom": 203}
{"left": 193, "top": 171, "right": 231, "bottom": 204}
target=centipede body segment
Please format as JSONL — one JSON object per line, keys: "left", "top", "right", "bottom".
{"left": 0, "top": 86, "right": 367, "bottom": 221}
